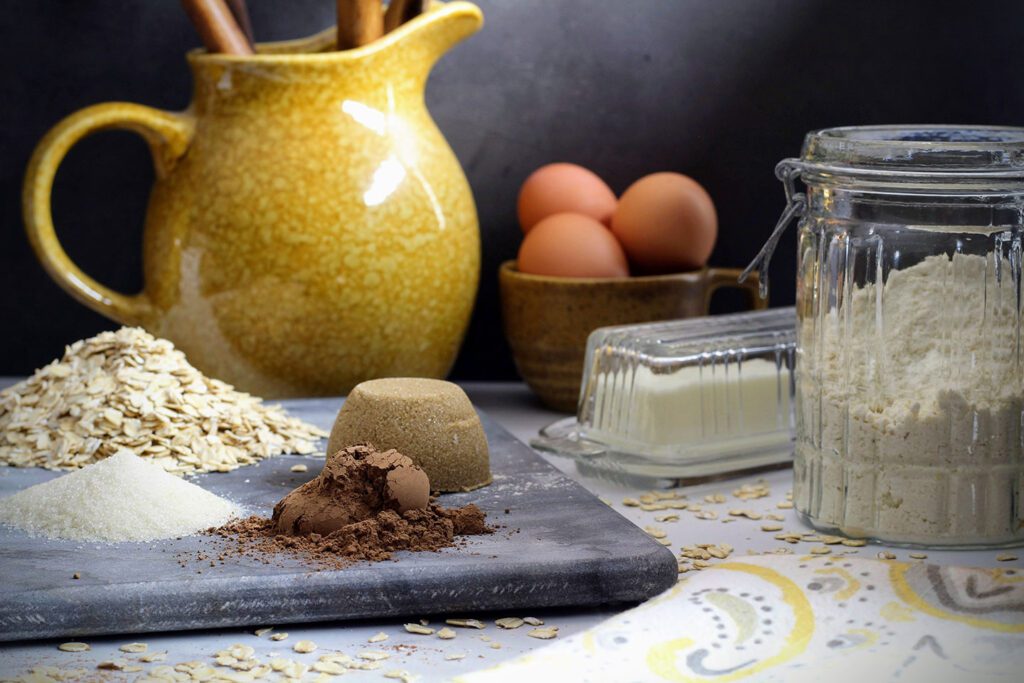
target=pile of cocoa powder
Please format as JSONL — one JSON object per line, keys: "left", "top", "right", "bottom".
{"left": 213, "top": 503, "right": 488, "bottom": 569}
{"left": 204, "top": 444, "right": 491, "bottom": 570}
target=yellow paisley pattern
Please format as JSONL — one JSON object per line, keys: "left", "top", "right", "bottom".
{"left": 459, "top": 555, "right": 1024, "bottom": 683}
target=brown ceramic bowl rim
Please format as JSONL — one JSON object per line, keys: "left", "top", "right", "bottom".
{"left": 499, "top": 260, "right": 706, "bottom": 284}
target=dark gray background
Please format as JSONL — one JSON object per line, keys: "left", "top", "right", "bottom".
{"left": 3, "top": 1, "right": 1023, "bottom": 380}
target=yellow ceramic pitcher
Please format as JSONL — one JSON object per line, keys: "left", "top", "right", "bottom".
{"left": 23, "top": 2, "right": 482, "bottom": 397}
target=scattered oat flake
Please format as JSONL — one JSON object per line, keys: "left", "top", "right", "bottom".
{"left": 254, "top": 627, "right": 274, "bottom": 637}
{"left": 445, "top": 653, "right": 466, "bottom": 661}
{"left": 841, "top": 538, "right": 867, "bottom": 547}
{"left": 997, "top": 553, "right": 1019, "bottom": 562}
{"left": 278, "top": 660, "right": 309, "bottom": 678}
{"left": 57, "top": 642, "right": 89, "bottom": 652}
{"left": 878, "top": 551, "right": 897, "bottom": 560}
{"left": 494, "top": 617, "right": 525, "bottom": 629}
{"left": 404, "top": 623, "right": 434, "bottom": 635}
{"left": 523, "top": 617, "right": 544, "bottom": 626}
{"left": 97, "top": 659, "right": 130, "bottom": 671}
{"left": 820, "top": 535, "right": 845, "bottom": 545}
{"left": 655, "top": 514, "right": 679, "bottom": 522}
{"left": 445, "top": 618, "right": 485, "bottom": 629}
{"left": 776, "top": 501, "right": 794, "bottom": 509}
{"left": 227, "top": 644, "right": 255, "bottom": 660}
{"left": 809, "top": 546, "right": 831, "bottom": 555}
{"left": 765, "top": 513, "right": 785, "bottom": 521}
{"left": 622, "top": 498, "right": 640, "bottom": 507}
{"left": 140, "top": 651, "right": 167, "bottom": 663}
{"left": 704, "top": 493, "right": 726, "bottom": 504}
{"left": 292, "top": 640, "right": 317, "bottom": 653}
{"left": 270, "top": 632, "right": 289, "bottom": 642}
{"left": 644, "top": 526, "right": 668, "bottom": 539}
{"left": 760, "top": 524, "right": 783, "bottom": 532}
{"left": 368, "top": 631, "right": 389, "bottom": 643}
{"left": 527, "top": 627, "right": 559, "bottom": 640}
{"left": 733, "top": 482, "right": 770, "bottom": 500}
{"left": 312, "top": 660, "right": 346, "bottom": 675}
{"left": 695, "top": 510, "right": 718, "bottom": 520}
{"left": 909, "top": 553, "right": 928, "bottom": 560}
{"left": 383, "top": 670, "right": 417, "bottom": 683}
{"left": 357, "top": 650, "right": 390, "bottom": 661}
{"left": 437, "top": 627, "right": 457, "bottom": 640}
{"left": 119, "top": 642, "right": 147, "bottom": 653}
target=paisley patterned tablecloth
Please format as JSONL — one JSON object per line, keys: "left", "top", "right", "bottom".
{"left": 460, "top": 555, "right": 1024, "bottom": 682}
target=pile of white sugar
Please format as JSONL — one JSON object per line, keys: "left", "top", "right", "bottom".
{"left": 0, "top": 450, "right": 239, "bottom": 542}
{"left": 796, "top": 252, "right": 1023, "bottom": 544}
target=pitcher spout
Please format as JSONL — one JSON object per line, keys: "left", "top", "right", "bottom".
{"left": 391, "top": 1, "right": 483, "bottom": 76}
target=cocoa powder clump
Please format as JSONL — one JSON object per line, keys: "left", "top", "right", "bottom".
{"left": 213, "top": 503, "right": 489, "bottom": 567}
{"left": 273, "top": 444, "right": 430, "bottom": 536}
{"left": 204, "top": 443, "right": 491, "bottom": 569}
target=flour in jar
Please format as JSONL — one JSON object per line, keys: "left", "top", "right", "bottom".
{"left": 796, "top": 252, "right": 1023, "bottom": 545}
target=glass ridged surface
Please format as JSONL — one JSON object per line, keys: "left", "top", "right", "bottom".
{"left": 790, "top": 125, "right": 1024, "bottom": 548}
{"left": 532, "top": 308, "right": 797, "bottom": 482}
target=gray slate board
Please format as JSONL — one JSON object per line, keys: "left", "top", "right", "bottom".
{"left": 0, "top": 398, "right": 676, "bottom": 642}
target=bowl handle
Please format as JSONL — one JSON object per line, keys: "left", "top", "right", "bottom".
{"left": 702, "top": 267, "right": 768, "bottom": 313}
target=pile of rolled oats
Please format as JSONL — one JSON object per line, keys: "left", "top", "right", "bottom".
{"left": 0, "top": 327, "right": 326, "bottom": 475}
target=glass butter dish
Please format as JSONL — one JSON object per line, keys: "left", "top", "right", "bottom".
{"left": 532, "top": 307, "right": 796, "bottom": 484}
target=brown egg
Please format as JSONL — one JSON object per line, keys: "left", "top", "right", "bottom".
{"left": 517, "top": 213, "right": 630, "bottom": 278}
{"left": 517, "top": 163, "right": 618, "bottom": 233}
{"left": 611, "top": 172, "right": 718, "bottom": 273}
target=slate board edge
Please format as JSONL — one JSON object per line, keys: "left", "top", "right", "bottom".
{"left": 0, "top": 544, "right": 676, "bottom": 642}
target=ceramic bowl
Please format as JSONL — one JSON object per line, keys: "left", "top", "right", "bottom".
{"left": 498, "top": 260, "right": 764, "bottom": 412}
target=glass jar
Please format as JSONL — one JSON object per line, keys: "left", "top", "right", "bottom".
{"left": 750, "top": 125, "right": 1024, "bottom": 547}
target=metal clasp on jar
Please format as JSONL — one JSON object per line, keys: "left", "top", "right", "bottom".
{"left": 740, "top": 159, "right": 806, "bottom": 299}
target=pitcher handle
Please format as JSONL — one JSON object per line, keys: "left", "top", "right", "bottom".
{"left": 703, "top": 267, "right": 768, "bottom": 313}
{"left": 22, "top": 102, "right": 193, "bottom": 326}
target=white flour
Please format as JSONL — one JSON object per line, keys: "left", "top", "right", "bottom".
{"left": 796, "top": 253, "right": 1023, "bottom": 544}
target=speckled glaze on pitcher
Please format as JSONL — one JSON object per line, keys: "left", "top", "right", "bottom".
{"left": 23, "top": 2, "right": 483, "bottom": 397}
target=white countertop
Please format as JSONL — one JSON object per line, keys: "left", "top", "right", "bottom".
{"left": 0, "top": 380, "right": 1013, "bottom": 682}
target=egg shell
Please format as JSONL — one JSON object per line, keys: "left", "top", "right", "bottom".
{"left": 517, "top": 163, "right": 618, "bottom": 233}
{"left": 517, "top": 213, "right": 630, "bottom": 278}
{"left": 611, "top": 172, "right": 718, "bottom": 273}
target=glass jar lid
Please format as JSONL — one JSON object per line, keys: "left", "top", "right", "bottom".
{"left": 800, "top": 125, "right": 1024, "bottom": 178}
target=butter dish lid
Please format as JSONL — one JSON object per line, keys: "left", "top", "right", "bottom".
{"left": 532, "top": 307, "right": 797, "bottom": 485}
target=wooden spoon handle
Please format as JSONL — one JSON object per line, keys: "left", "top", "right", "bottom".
{"left": 384, "top": 0, "right": 427, "bottom": 33}
{"left": 224, "top": 0, "right": 255, "bottom": 48}
{"left": 337, "top": 0, "right": 384, "bottom": 49}
{"left": 181, "top": 0, "right": 254, "bottom": 55}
